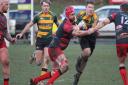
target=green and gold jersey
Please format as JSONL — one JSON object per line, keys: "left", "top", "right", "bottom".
{"left": 77, "top": 10, "right": 98, "bottom": 30}
{"left": 33, "top": 11, "right": 58, "bottom": 38}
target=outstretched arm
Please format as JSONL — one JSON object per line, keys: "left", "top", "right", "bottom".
{"left": 20, "top": 21, "right": 34, "bottom": 35}
{"left": 4, "top": 30, "right": 16, "bottom": 44}
{"left": 4, "top": 30, "right": 13, "bottom": 42}
{"left": 16, "top": 21, "right": 34, "bottom": 38}
{"left": 76, "top": 18, "right": 111, "bottom": 37}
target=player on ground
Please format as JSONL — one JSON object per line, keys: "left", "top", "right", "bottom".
{"left": 0, "top": 0, "right": 16, "bottom": 85}
{"left": 77, "top": 3, "right": 128, "bottom": 85}
{"left": 16, "top": 0, "right": 59, "bottom": 80}
{"left": 29, "top": 6, "right": 82, "bottom": 85}
{"left": 73, "top": 1, "right": 98, "bottom": 85}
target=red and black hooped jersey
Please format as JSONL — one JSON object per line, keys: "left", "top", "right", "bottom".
{"left": 0, "top": 13, "right": 7, "bottom": 41}
{"left": 108, "top": 12, "right": 128, "bottom": 44}
{"left": 49, "top": 19, "right": 73, "bottom": 50}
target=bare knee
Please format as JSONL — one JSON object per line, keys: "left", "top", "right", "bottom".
{"left": 35, "top": 50, "right": 43, "bottom": 66}
{"left": 0, "top": 50, "right": 9, "bottom": 66}
{"left": 59, "top": 59, "right": 69, "bottom": 74}
{"left": 81, "top": 48, "right": 91, "bottom": 61}
{"left": 1, "top": 58, "right": 9, "bottom": 66}
{"left": 60, "top": 64, "right": 69, "bottom": 74}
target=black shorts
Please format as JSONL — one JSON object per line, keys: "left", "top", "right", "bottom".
{"left": 79, "top": 33, "right": 97, "bottom": 54}
{"left": 36, "top": 37, "right": 52, "bottom": 50}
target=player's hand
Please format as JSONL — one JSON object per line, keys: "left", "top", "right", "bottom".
{"left": 10, "top": 38, "right": 17, "bottom": 44}
{"left": 16, "top": 33, "right": 23, "bottom": 39}
{"left": 73, "top": 25, "right": 79, "bottom": 31}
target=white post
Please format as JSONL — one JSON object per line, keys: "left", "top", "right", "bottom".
{"left": 30, "top": 0, "right": 34, "bottom": 45}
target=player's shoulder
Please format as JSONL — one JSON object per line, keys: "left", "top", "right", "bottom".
{"left": 93, "top": 12, "right": 97, "bottom": 16}
{"left": 77, "top": 10, "right": 86, "bottom": 17}
{"left": 49, "top": 11, "right": 56, "bottom": 17}
{"left": 93, "top": 12, "right": 98, "bottom": 19}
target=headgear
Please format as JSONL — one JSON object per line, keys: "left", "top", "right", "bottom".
{"left": 65, "top": 6, "right": 75, "bottom": 18}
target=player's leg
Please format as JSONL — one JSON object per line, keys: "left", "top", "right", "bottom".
{"left": 73, "top": 37, "right": 96, "bottom": 85}
{"left": 46, "top": 53, "right": 68, "bottom": 85}
{"left": 30, "top": 48, "right": 68, "bottom": 85}
{"left": 34, "top": 50, "right": 43, "bottom": 66}
{"left": 30, "top": 37, "right": 45, "bottom": 65}
{"left": 73, "top": 48, "right": 91, "bottom": 85}
{"left": 40, "top": 47, "right": 50, "bottom": 75}
{"left": 73, "top": 38, "right": 91, "bottom": 85}
{"left": 30, "top": 38, "right": 44, "bottom": 66}
{"left": 39, "top": 47, "right": 50, "bottom": 85}
{"left": 116, "top": 45, "right": 128, "bottom": 85}
{"left": 30, "top": 48, "right": 51, "bottom": 85}
{"left": 0, "top": 47, "right": 10, "bottom": 85}
{"left": 29, "top": 50, "right": 44, "bottom": 66}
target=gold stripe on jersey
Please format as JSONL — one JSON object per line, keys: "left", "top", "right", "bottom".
{"left": 38, "top": 25, "right": 52, "bottom": 30}
{"left": 37, "top": 31, "right": 49, "bottom": 37}
{"left": 39, "top": 14, "right": 53, "bottom": 19}
{"left": 36, "top": 11, "right": 54, "bottom": 37}
{"left": 83, "top": 13, "right": 98, "bottom": 21}
{"left": 38, "top": 20, "right": 53, "bottom": 24}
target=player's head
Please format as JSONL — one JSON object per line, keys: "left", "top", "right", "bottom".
{"left": 0, "top": 0, "right": 9, "bottom": 13}
{"left": 120, "top": 3, "right": 128, "bottom": 12}
{"left": 40, "top": 0, "right": 51, "bottom": 13}
{"left": 65, "top": 6, "right": 75, "bottom": 22}
{"left": 86, "top": 1, "right": 95, "bottom": 16}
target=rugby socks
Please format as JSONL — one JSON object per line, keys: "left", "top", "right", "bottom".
{"left": 119, "top": 67, "right": 127, "bottom": 85}
{"left": 4, "top": 79, "right": 9, "bottom": 85}
{"left": 47, "top": 69, "right": 61, "bottom": 85}
{"left": 40, "top": 68, "right": 48, "bottom": 75}
{"left": 33, "top": 72, "right": 51, "bottom": 84}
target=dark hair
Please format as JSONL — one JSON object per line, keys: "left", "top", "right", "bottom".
{"left": 86, "top": 0, "right": 95, "bottom": 5}
{"left": 40, "top": 0, "right": 51, "bottom": 5}
{"left": 120, "top": 3, "right": 128, "bottom": 12}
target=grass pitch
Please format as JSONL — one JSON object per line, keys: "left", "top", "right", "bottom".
{"left": 0, "top": 43, "right": 126, "bottom": 85}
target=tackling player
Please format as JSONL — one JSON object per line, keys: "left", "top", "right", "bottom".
{"left": 29, "top": 6, "right": 82, "bottom": 85}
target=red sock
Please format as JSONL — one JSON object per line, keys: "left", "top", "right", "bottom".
{"left": 33, "top": 72, "right": 51, "bottom": 84}
{"left": 4, "top": 79, "right": 9, "bottom": 85}
{"left": 47, "top": 69, "right": 61, "bottom": 84}
{"left": 119, "top": 67, "right": 127, "bottom": 85}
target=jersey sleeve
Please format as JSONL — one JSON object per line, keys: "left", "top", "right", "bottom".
{"left": 32, "top": 15, "right": 39, "bottom": 24}
{"left": 93, "top": 13, "right": 98, "bottom": 21}
{"left": 53, "top": 15, "right": 59, "bottom": 27}
{"left": 108, "top": 13, "right": 117, "bottom": 23}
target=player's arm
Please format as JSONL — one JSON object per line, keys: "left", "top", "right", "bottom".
{"left": 87, "top": 18, "right": 111, "bottom": 34}
{"left": 16, "top": 14, "right": 39, "bottom": 38}
{"left": 4, "top": 29, "right": 16, "bottom": 43}
{"left": 73, "top": 18, "right": 111, "bottom": 36}
{"left": 20, "top": 21, "right": 34, "bottom": 35}
{"left": 86, "top": 13, "right": 117, "bottom": 35}
{"left": 16, "top": 21, "right": 34, "bottom": 39}
{"left": 54, "top": 15, "right": 59, "bottom": 27}
{"left": 75, "top": 18, "right": 111, "bottom": 36}
{"left": 72, "top": 25, "right": 86, "bottom": 36}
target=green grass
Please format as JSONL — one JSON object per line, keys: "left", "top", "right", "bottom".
{"left": 0, "top": 43, "right": 126, "bottom": 85}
